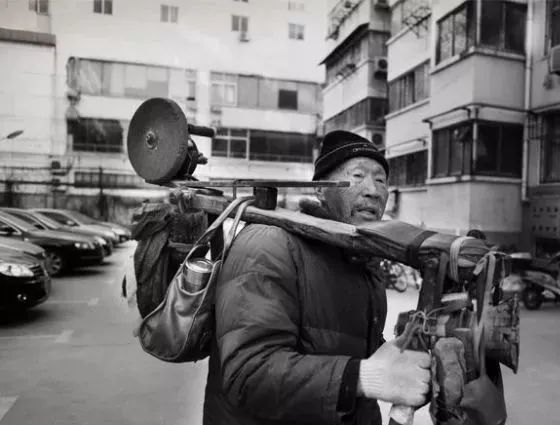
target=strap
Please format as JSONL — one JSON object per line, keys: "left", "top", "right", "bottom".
{"left": 221, "top": 198, "right": 254, "bottom": 263}
{"left": 405, "top": 230, "right": 436, "bottom": 269}
{"left": 186, "top": 196, "right": 254, "bottom": 261}
{"left": 472, "top": 252, "right": 497, "bottom": 376}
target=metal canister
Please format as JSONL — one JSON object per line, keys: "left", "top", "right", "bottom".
{"left": 183, "top": 258, "right": 214, "bottom": 292}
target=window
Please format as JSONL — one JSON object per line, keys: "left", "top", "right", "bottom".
{"left": 391, "top": 0, "right": 430, "bottom": 35}
{"left": 476, "top": 123, "right": 522, "bottom": 177}
{"left": 29, "top": 0, "right": 48, "bottom": 14}
{"left": 68, "top": 118, "right": 124, "bottom": 153}
{"left": 325, "top": 31, "right": 389, "bottom": 85}
{"left": 210, "top": 72, "right": 237, "bottom": 106}
{"left": 542, "top": 113, "right": 560, "bottom": 183}
{"left": 211, "top": 128, "right": 248, "bottom": 159}
{"left": 388, "top": 150, "right": 428, "bottom": 187}
{"left": 436, "top": 1, "right": 475, "bottom": 63}
{"left": 211, "top": 128, "right": 314, "bottom": 162}
{"left": 76, "top": 60, "right": 170, "bottom": 98}
{"left": 250, "top": 130, "right": 314, "bottom": 162}
{"left": 186, "top": 69, "right": 197, "bottom": 102}
{"left": 324, "top": 98, "right": 388, "bottom": 133}
{"left": 288, "top": 1, "right": 304, "bottom": 11}
{"left": 548, "top": 0, "right": 560, "bottom": 49}
{"left": 232, "top": 15, "right": 249, "bottom": 32}
{"left": 93, "top": 0, "right": 112, "bottom": 14}
{"left": 432, "top": 122, "right": 522, "bottom": 178}
{"left": 480, "top": 1, "right": 526, "bottom": 54}
{"left": 289, "top": 23, "right": 305, "bottom": 40}
{"left": 278, "top": 89, "right": 298, "bottom": 110}
{"left": 432, "top": 123, "right": 473, "bottom": 177}
{"left": 0, "top": 220, "right": 19, "bottom": 236}
{"left": 388, "top": 62, "right": 429, "bottom": 113}
{"left": 161, "top": 5, "right": 179, "bottom": 23}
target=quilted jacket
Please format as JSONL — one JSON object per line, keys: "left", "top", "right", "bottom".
{"left": 202, "top": 223, "right": 388, "bottom": 425}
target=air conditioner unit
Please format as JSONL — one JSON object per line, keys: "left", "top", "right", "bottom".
{"left": 239, "top": 31, "right": 250, "bottom": 42}
{"left": 373, "top": 56, "right": 388, "bottom": 80}
{"left": 371, "top": 131, "right": 384, "bottom": 148}
{"left": 550, "top": 45, "right": 560, "bottom": 75}
{"left": 210, "top": 105, "right": 222, "bottom": 114}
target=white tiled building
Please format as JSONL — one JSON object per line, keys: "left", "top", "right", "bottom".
{"left": 323, "top": 0, "right": 560, "bottom": 254}
{"left": 385, "top": 0, "right": 560, "bottom": 253}
{"left": 0, "top": 0, "right": 326, "bottom": 214}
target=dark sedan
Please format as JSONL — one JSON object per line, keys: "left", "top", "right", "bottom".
{"left": 32, "top": 208, "right": 120, "bottom": 247}
{"left": 0, "top": 211, "right": 104, "bottom": 276}
{"left": 0, "top": 246, "right": 51, "bottom": 310}
{"left": 0, "top": 208, "right": 113, "bottom": 258}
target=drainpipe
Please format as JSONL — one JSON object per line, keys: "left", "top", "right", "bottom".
{"left": 522, "top": 0, "right": 534, "bottom": 202}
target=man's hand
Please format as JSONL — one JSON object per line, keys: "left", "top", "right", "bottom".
{"left": 357, "top": 337, "right": 431, "bottom": 406}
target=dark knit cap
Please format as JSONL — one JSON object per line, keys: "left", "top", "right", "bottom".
{"left": 313, "top": 130, "right": 389, "bottom": 181}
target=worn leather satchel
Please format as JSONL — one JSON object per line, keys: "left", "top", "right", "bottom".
{"left": 137, "top": 196, "right": 254, "bottom": 363}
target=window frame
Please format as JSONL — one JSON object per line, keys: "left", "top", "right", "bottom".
{"left": 93, "top": 0, "right": 112, "bottom": 14}
{"left": 231, "top": 15, "right": 249, "bottom": 32}
{"left": 435, "top": 1, "right": 475, "bottom": 64}
{"left": 29, "top": 0, "right": 49, "bottom": 15}
{"left": 480, "top": 1, "right": 526, "bottom": 54}
{"left": 387, "top": 150, "right": 428, "bottom": 188}
{"left": 278, "top": 89, "right": 298, "bottom": 110}
{"left": 210, "top": 73, "right": 238, "bottom": 107}
{"left": 68, "top": 117, "right": 124, "bottom": 153}
{"left": 541, "top": 112, "right": 560, "bottom": 183}
{"left": 288, "top": 23, "right": 305, "bottom": 40}
{"left": 211, "top": 128, "right": 249, "bottom": 159}
{"left": 431, "top": 122, "right": 473, "bottom": 178}
{"left": 475, "top": 121, "right": 523, "bottom": 177}
{"left": 388, "top": 61, "right": 429, "bottom": 113}
{"left": 546, "top": 0, "right": 560, "bottom": 51}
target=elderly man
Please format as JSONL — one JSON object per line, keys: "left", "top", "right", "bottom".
{"left": 202, "top": 130, "right": 431, "bottom": 425}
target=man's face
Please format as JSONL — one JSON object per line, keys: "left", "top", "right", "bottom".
{"left": 318, "top": 157, "right": 389, "bottom": 226}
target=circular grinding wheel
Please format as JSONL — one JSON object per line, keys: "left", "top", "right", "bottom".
{"left": 127, "top": 98, "right": 190, "bottom": 184}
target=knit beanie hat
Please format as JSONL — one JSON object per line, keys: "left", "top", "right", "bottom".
{"left": 312, "top": 130, "right": 389, "bottom": 181}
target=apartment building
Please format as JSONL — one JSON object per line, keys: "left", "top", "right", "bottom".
{"left": 382, "top": 0, "right": 560, "bottom": 254}
{"left": 321, "top": 0, "right": 391, "bottom": 149}
{"left": 0, "top": 0, "right": 326, "bottom": 215}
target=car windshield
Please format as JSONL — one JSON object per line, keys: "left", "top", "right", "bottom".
{"left": 31, "top": 212, "right": 63, "bottom": 229}
{"left": 0, "top": 212, "right": 36, "bottom": 232}
{"left": 67, "top": 211, "right": 97, "bottom": 225}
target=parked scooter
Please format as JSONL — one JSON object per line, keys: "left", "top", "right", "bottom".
{"left": 506, "top": 252, "right": 560, "bottom": 310}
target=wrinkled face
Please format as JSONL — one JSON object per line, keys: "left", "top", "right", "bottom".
{"left": 317, "top": 157, "right": 389, "bottom": 226}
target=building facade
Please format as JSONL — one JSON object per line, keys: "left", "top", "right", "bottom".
{"left": 0, "top": 0, "right": 326, "bottom": 219}
{"left": 321, "top": 0, "right": 391, "bottom": 148}
{"left": 383, "top": 0, "right": 560, "bottom": 255}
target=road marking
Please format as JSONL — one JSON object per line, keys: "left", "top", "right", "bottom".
{"left": 55, "top": 329, "right": 74, "bottom": 344}
{"left": 0, "top": 396, "right": 18, "bottom": 422}
{"left": 48, "top": 297, "right": 99, "bottom": 306}
{"left": 0, "top": 329, "right": 73, "bottom": 344}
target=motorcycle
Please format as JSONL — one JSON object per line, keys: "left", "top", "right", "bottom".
{"left": 505, "top": 252, "right": 560, "bottom": 310}
{"left": 379, "top": 259, "right": 421, "bottom": 293}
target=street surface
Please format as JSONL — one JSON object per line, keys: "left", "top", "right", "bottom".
{"left": 0, "top": 242, "right": 558, "bottom": 424}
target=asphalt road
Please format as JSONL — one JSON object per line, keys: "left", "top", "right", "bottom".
{"left": 0, "top": 242, "right": 558, "bottom": 424}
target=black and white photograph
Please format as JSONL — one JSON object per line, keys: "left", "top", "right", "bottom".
{"left": 0, "top": 0, "right": 559, "bottom": 424}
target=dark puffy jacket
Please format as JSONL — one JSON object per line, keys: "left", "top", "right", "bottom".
{"left": 203, "top": 224, "right": 387, "bottom": 425}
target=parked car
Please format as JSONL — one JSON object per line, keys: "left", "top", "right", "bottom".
{"left": 0, "top": 235, "right": 47, "bottom": 262}
{"left": 0, "top": 245, "right": 51, "bottom": 310}
{"left": 0, "top": 208, "right": 112, "bottom": 257}
{"left": 97, "top": 220, "right": 131, "bottom": 243}
{"left": 0, "top": 211, "right": 104, "bottom": 276}
{"left": 32, "top": 209, "right": 120, "bottom": 246}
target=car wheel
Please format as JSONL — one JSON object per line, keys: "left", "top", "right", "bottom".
{"left": 45, "top": 250, "right": 66, "bottom": 276}
{"left": 522, "top": 286, "right": 543, "bottom": 310}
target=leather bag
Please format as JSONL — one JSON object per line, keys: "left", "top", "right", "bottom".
{"left": 137, "top": 196, "right": 254, "bottom": 363}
